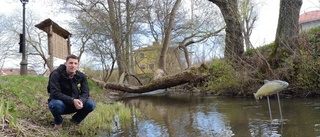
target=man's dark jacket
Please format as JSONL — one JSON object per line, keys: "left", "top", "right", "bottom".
{"left": 48, "top": 64, "right": 90, "bottom": 105}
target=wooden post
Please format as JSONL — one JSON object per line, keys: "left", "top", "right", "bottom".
{"left": 35, "top": 18, "right": 72, "bottom": 72}
{"left": 49, "top": 24, "right": 54, "bottom": 71}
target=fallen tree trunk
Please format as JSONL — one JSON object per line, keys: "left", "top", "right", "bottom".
{"left": 90, "top": 68, "right": 207, "bottom": 93}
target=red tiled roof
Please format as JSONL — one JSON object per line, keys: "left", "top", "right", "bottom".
{"left": 299, "top": 10, "right": 320, "bottom": 24}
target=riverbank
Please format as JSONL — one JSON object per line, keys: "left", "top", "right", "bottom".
{"left": 0, "top": 74, "right": 314, "bottom": 137}
{"left": 2, "top": 45, "right": 320, "bottom": 136}
{"left": 0, "top": 75, "right": 141, "bottom": 137}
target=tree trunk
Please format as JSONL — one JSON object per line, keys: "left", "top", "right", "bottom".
{"left": 91, "top": 68, "right": 207, "bottom": 93}
{"left": 208, "top": 0, "right": 244, "bottom": 62}
{"left": 108, "top": 0, "right": 126, "bottom": 77}
{"left": 125, "top": 0, "right": 133, "bottom": 84}
{"left": 158, "top": 0, "right": 182, "bottom": 71}
{"left": 270, "top": 0, "right": 302, "bottom": 66}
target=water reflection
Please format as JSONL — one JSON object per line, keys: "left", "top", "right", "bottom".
{"left": 106, "top": 94, "right": 320, "bottom": 137}
{"left": 193, "top": 111, "right": 233, "bottom": 136}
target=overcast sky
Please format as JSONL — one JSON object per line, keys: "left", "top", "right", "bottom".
{"left": 251, "top": 0, "right": 319, "bottom": 46}
{"left": 1, "top": 0, "right": 318, "bottom": 46}
{"left": 0, "top": 0, "right": 319, "bottom": 69}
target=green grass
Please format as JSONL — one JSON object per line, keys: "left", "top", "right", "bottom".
{"left": 205, "top": 60, "right": 242, "bottom": 95}
{"left": 0, "top": 75, "right": 140, "bottom": 136}
{"left": 77, "top": 102, "right": 141, "bottom": 136}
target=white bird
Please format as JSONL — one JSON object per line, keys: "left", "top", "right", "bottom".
{"left": 254, "top": 79, "right": 289, "bottom": 128}
{"left": 254, "top": 80, "right": 289, "bottom": 100}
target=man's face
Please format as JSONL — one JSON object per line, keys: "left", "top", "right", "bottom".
{"left": 65, "top": 58, "right": 79, "bottom": 75}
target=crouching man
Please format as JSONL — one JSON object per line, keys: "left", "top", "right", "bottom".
{"left": 48, "top": 54, "right": 95, "bottom": 129}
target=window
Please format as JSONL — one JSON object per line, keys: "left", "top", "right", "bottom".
{"left": 139, "top": 53, "right": 145, "bottom": 59}
{"left": 140, "top": 64, "right": 146, "bottom": 70}
{"left": 149, "top": 64, "right": 155, "bottom": 70}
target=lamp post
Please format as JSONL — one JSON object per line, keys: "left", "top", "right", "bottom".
{"left": 20, "top": 0, "right": 28, "bottom": 75}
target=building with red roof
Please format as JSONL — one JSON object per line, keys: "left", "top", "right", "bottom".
{"left": 299, "top": 10, "right": 320, "bottom": 31}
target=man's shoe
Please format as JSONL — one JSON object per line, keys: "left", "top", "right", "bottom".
{"left": 54, "top": 124, "right": 62, "bottom": 130}
{"left": 70, "top": 118, "right": 81, "bottom": 126}
{"left": 76, "top": 122, "right": 81, "bottom": 126}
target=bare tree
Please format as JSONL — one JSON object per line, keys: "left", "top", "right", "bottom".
{"left": 2, "top": 7, "right": 73, "bottom": 74}
{"left": 67, "top": 18, "right": 96, "bottom": 63}
{"left": 26, "top": 12, "right": 55, "bottom": 73}
{"left": 88, "top": 39, "right": 117, "bottom": 82}
{"left": 59, "top": 0, "right": 142, "bottom": 82}
{"left": 0, "top": 14, "right": 11, "bottom": 70}
{"left": 239, "top": 0, "right": 258, "bottom": 50}
{"left": 173, "top": 0, "right": 225, "bottom": 68}
{"left": 157, "top": 0, "right": 182, "bottom": 73}
{"left": 177, "top": 27, "right": 225, "bottom": 68}
{"left": 106, "top": 0, "right": 126, "bottom": 78}
{"left": 55, "top": 0, "right": 227, "bottom": 92}
{"left": 138, "top": 0, "right": 225, "bottom": 71}
{"left": 1, "top": 10, "right": 35, "bottom": 70}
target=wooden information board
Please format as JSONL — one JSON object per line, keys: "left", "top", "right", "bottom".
{"left": 51, "top": 33, "right": 68, "bottom": 59}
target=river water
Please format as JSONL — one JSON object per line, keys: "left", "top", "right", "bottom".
{"left": 107, "top": 93, "right": 320, "bottom": 137}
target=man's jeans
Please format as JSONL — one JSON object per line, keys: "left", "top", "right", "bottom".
{"left": 48, "top": 99, "right": 96, "bottom": 125}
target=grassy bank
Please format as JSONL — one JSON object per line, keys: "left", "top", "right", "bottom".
{"left": 189, "top": 27, "right": 320, "bottom": 97}
{"left": 0, "top": 75, "right": 140, "bottom": 137}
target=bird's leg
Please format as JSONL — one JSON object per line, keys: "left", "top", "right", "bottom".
{"left": 267, "top": 95, "right": 273, "bottom": 135}
{"left": 277, "top": 92, "right": 283, "bottom": 123}
{"left": 267, "top": 96, "right": 273, "bottom": 124}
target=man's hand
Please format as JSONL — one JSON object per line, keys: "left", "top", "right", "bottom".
{"left": 73, "top": 99, "right": 83, "bottom": 110}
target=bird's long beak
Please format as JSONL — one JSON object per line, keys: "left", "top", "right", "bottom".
{"left": 255, "top": 99, "right": 259, "bottom": 104}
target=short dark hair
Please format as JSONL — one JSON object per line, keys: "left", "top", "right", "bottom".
{"left": 66, "top": 54, "right": 79, "bottom": 62}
